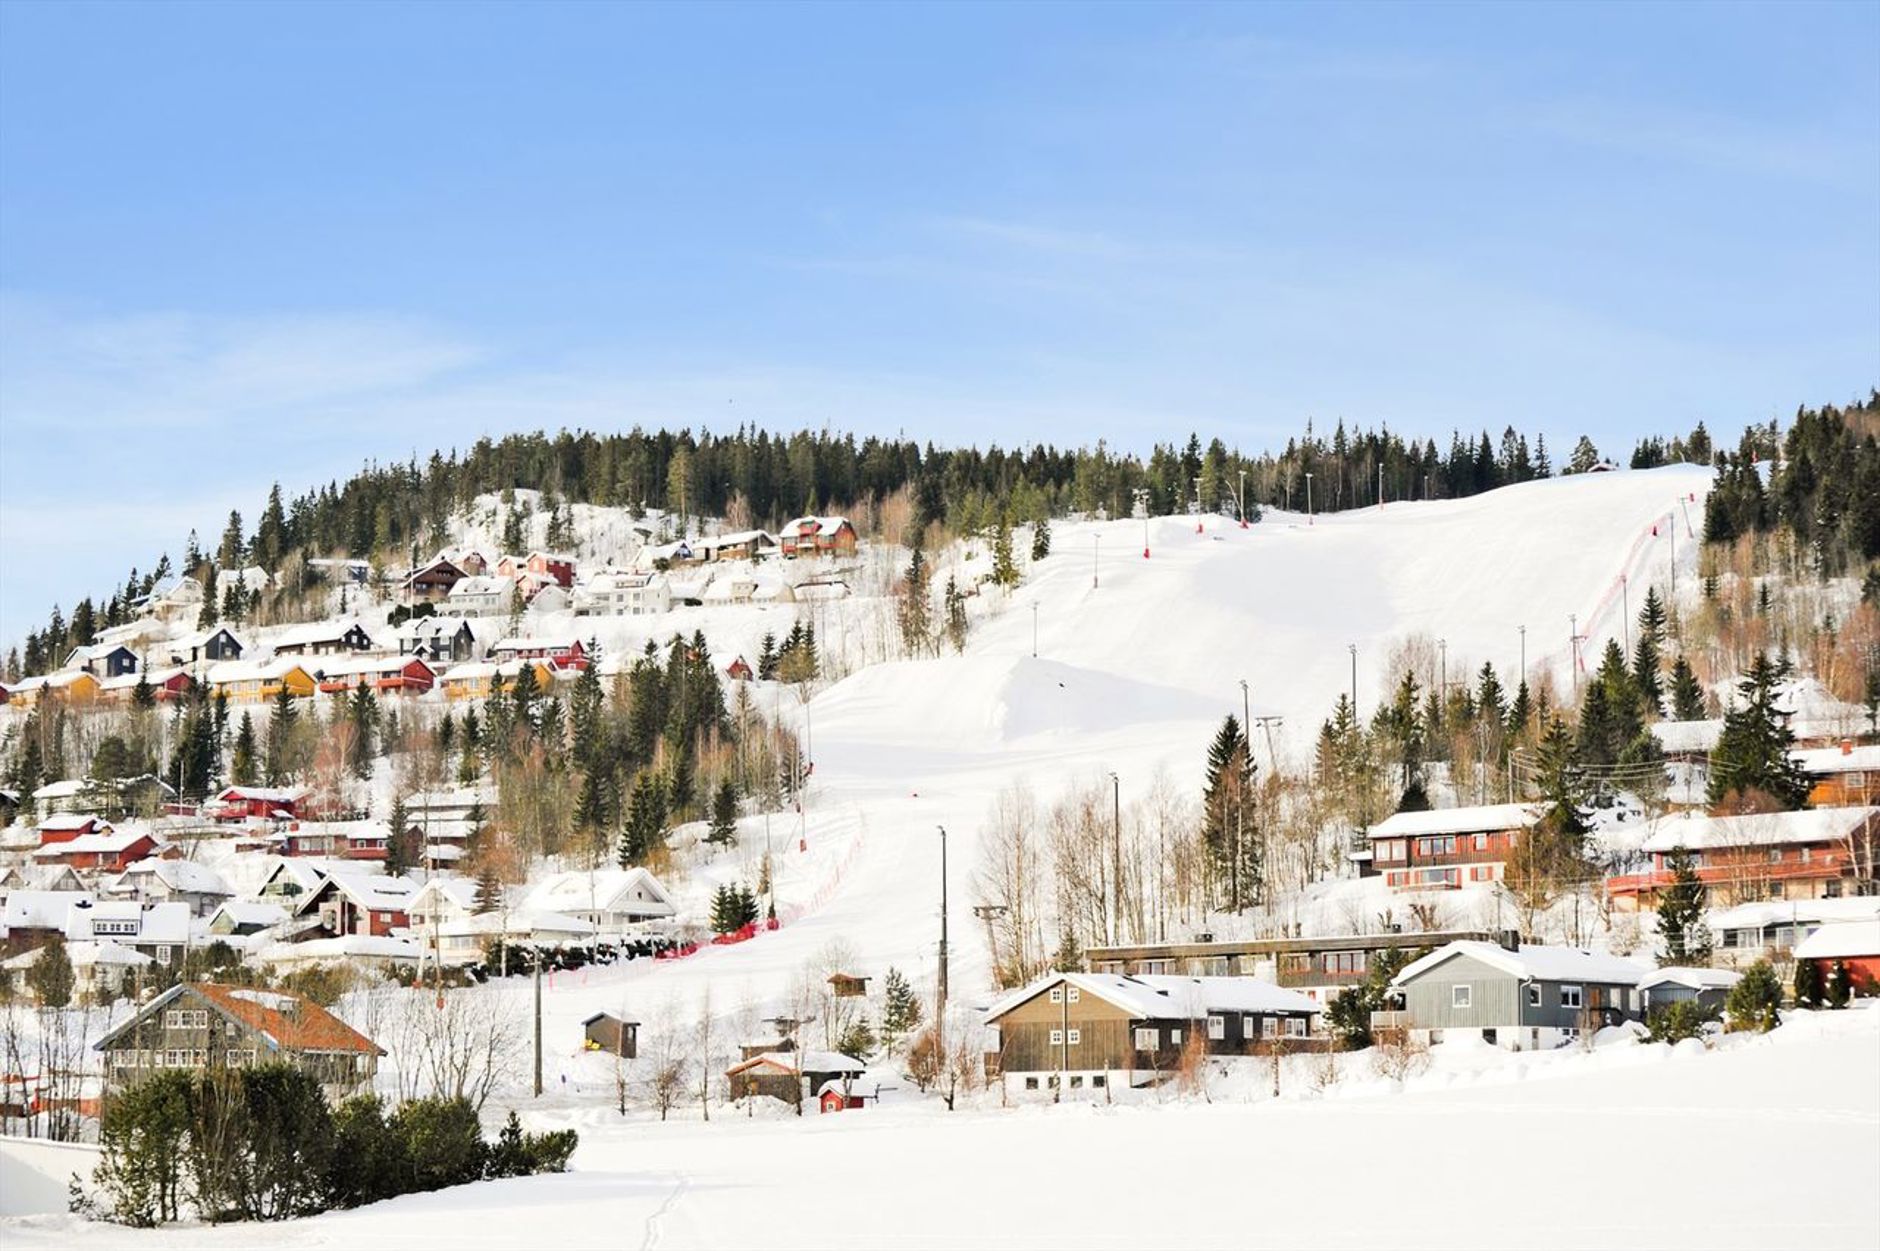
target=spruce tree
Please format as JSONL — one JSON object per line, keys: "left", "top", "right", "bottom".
{"left": 881, "top": 967, "right": 922, "bottom": 1044}
{"left": 346, "top": 680, "right": 379, "bottom": 780}
{"left": 1200, "top": 715, "right": 1259, "bottom": 910}
{"left": 1031, "top": 517, "right": 1051, "bottom": 560}
{"left": 943, "top": 576, "right": 968, "bottom": 653}
{"left": 1724, "top": 960, "right": 1783, "bottom": 1032}
{"left": 131, "top": 671, "right": 155, "bottom": 711}
{"left": 264, "top": 686, "right": 299, "bottom": 785}
{"left": 1707, "top": 655, "right": 1809, "bottom": 810}
{"left": 1668, "top": 655, "right": 1706, "bottom": 720}
{"left": 26, "top": 935, "right": 75, "bottom": 1007}
{"left": 1653, "top": 846, "right": 1710, "bottom": 964}
{"left": 899, "top": 545, "right": 932, "bottom": 655}
{"left": 757, "top": 632, "right": 778, "bottom": 681}
{"left": 230, "top": 713, "right": 259, "bottom": 786}
{"left": 1632, "top": 592, "right": 1666, "bottom": 716}
{"left": 474, "top": 862, "right": 503, "bottom": 914}
{"left": 1793, "top": 955, "right": 1824, "bottom": 1009}
{"left": 1825, "top": 960, "right": 1852, "bottom": 1009}
{"left": 385, "top": 793, "right": 411, "bottom": 878}
{"left": 991, "top": 514, "right": 1019, "bottom": 588}
{"left": 707, "top": 779, "right": 738, "bottom": 846}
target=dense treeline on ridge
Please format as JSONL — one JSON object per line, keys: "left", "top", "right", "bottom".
{"left": 9, "top": 393, "right": 1878, "bottom": 681}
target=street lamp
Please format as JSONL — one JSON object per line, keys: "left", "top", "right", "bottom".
{"left": 1305, "top": 473, "right": 1314, "bottom": 526}
{"left": 936, "top": 825, "right": 949, "bottom": 1038}
{"left": 1107, "top": 772, "right": 1121, "bottom": 945}
{"left": 1348, "top": 643, "right": 1358, "bottom": 720}
{"left": 1092, "top": 533, "right": 1101, "bottom": 590}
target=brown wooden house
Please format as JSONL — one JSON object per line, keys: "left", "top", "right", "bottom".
{"left": 583, "top": 1012, "right": 639, "bottom": 1057}
{"left": 983, "top": 972, "right": 1319, "bottom": 1097}
{"left": 94, "top": 982, "right": 382, "bottom": 1102}
{"left": 725, "top": 1050, "right": 864, "bottom": 1106}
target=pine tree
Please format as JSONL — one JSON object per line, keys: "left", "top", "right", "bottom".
{"left": 131, "top": 671, "right": 155, "bottom": 711}
{"left": 990, "top": 514, "right": 1019, "bottom": 588}
{"left": 1793, "top": 955, "right": 1824, "bottom": 1009}
{"left": 1201, "top": 715, "right": 1259, "bottom": 910}
{"left": 264, "top": 686, "right": 300, "bottom": 784}
{"left": 1566, "top": 436, "right": 1601, "bottom": 474}
{"left": 881, "top": 966, "right": 921, "bottom": 1045}
{"left": 1707, "top": 655, "right": 1809, "bottom": 810}
{"left": 25, "top": 935, "right": 75, "bottom": 1007}
{"left": 707, "top": 779, "right": 738, "bottom": 846}
{"left": 1669, "top": 655, "right": 1706, "bottom": 720}
{"left": 474, "top": 862, "right": 503, "bottom": 914}
{"left": 346, "top": 680, "right": 379, "bottom": 780}
{"left": 943, "top": 576, "right": 967, "bottom": 653}
{"left": 757, "top": 632, "right": 778, "bottom": 681}
{"left": 1632, "top": 591, "right": 1666, "bottom": 716}
{"left": 899, "top": 544, "right": 932, "bottom": 655}
{"left": 1825, "top": 959, "right": 1852, "bottom": 1009}
{"left": 1724, "top": 960, "right": 1783, "bottom": 1032}
{"left": 385, "top": 793, "right": 411, "bottom": 878}
{"left": 1653, "top": 846, "right": 1710, "bottom": 964}
{"left": 230, "top": 713, "right": 259, "bottom": 786}
{"left": 1031, "top": 517, "right": 1052, "bottom": 560}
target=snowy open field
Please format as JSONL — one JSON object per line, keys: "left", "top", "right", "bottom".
{"left": 6, "top": 1007, "right": 1876, "bottom": 1249}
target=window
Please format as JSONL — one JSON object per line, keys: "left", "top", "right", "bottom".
{"left": 1279, "top": 953, "right": 1312, "bottom": 975}
{"left": 1452, "top": 985, "right": 1472, "bottom": 1009}
{"left": 1066, "top": 1029, "right": 1081, "bottom": 1046}
{"left": 1326, "top": 951, "right": 1367, "bottom": 975}
{"left": 1560, "top": 1027, "right": 1580, "bottom": 1043}
{"left": 1092, "top": 1075, "right": 1107, "bottom": 1088}
{"left": 1047, "top": 1075, "right": 1059, "bottom": 1088}
{"left": 164, "top": 1009, "right": 208, "bottom": 1030}
{"left": 1170, "top": 1028, "right": 1182, "bottom": 1045}
{"left": 1262, "top": 1017, "right": 1280, "bottom": 1039}
{"left": 1207, "top": 1015, "right": 1225, "bottom": 1040}
{"left": 1134, "top": 1028, "right": 1157, "bottom": 1050}
{"left": 225, "top": 1049, "right": 257, "bottom": 1067}
{"left": 1526, "top": 985, "right": 1540, "bottom": 1008}
{"left": 1560, "top": 985, "right": 1583, "bottom": 1010}
{"left": 1242, "top": 1014, "right": 1255, "bottom": 1037}
{"left": 1049, "top": 1029, "right": 1064, "bottom": 1046}
{"left": 1024, "top": 1077, "right": 1039, "bottom": 1091}
{"left": 1069, "top": 1075, "right": 1083, "bottom": 1089}
{"left": 113, "top": 1050, "right": 138, "bottom": 1068}
{"left": 1048, "top": 987, "right": 1064, "bottom": 1004}
{"left": 1286, "top": 1018, "right": 1307, "bottom": 1038}
{"left": 1066, "top": 987, "right": 1080, "bottom": 1004}
{"left": 156, "top": 946, "right": 173, "bottom": 964}
{"left": 1474, "top": 833, "right": 1488, "bottom": 851}
{"left": 1768, "top": 848, "right": 1783, "bottom": 864}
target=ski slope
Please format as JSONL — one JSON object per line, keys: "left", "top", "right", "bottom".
{"left": 374, "top": 465, "right": 1717, "bottom": 1053}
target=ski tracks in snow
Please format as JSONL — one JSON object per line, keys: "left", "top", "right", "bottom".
{"left": 639, "top": 1173, "right": 689, "bottom": 1251}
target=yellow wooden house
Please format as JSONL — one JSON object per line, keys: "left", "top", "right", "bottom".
{"left": 438, "top": 659, "right": 554, "bottom": 701}
{"left": 205, "top": 659, "right": 318, "bottom": 704}
{"left": 4, "top": 669, "right": 101, "bottom": 709}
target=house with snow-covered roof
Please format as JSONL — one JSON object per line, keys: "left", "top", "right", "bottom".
{"left": 64, "top": 642, "right": 139, "bottom": 679}
{"left": 1637, "top": 967, "right": 1741, "bottom": 1015}
{"left": 1707, "top": 895, "right": 1880, "bottom": 964}
{"left": 5, "top": 669, "right": 101, "bottom": 709}
{"left": 1792, "top": 741, "right": 1880, "bottom": 809}
{"left": 292, "top": 871, "right": 417, "bottom": 938}
{"left": 206, "top": 658, "right": 316, "bottom": 703}
{"left": 102, "top": 857, "right": 233, "bottom": 917}
{"left": 696, "top": 529, "right": 778, "bottom": 563}
{"left": 573, "top": 570, "right": 671, "bottom": 617}
{"left": 168, "top": 626, "right": 246, "bottom": 668}
{"left": 983, "top": 970, "right": 1320, "bottom": 1095}
{"left": 394, "top": 614, "right": 480, "bottom": 664}
{"left": 63, "top": 899, "right": 191, "bottom": 965}
{"left": 490, "top": 635, "right": 589, "bottom": 669}
{"left": 271, "top": 619, "right": 379, "bottom": 658}
{"left": 1386, "top": 937, "right": 1649, "bottom": 1049}
{"left": 206, "top": 899, "right": 291, "bottom": 938}
{"left": 34, "top": 825, "right": 159, "bottom": 873}
{"left": 2, "top": 939, "right": 152, "bottom": 1002}
{"left": 521, "top": 868, "right": 675, "bottom": 931}
{"left": 446, "top": 575, "right": 517, "bottom": 618}
{"left": 1793, "top": 920, "right": 1880, "bottom": 996}
{"left": 1361, "top": 802, "right": 1543, "bottom": 890}
{"left": 778, "top": 516, "right": 857, "bottom": 559}
{"left": 310, "top": 654, "right": 436, "bottom": 696}
{"left": 1606, "top": 807, "right": 1879, "bottom": 909}
{"left": 96, "top": 982, "right": 383, "bottom": 1102}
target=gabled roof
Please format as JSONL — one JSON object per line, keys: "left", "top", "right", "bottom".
{"left": 1637, "top": 966, "right": 1742, "bottom": 992}
{"left": 96, "top": 982, "right": 382, "bottom": 1055}
{"left": 984, "top": 971, "right": 1319, "bottom": 1025}
{"left": 448, "top": 575, "right": 515, "bottom": 598}
{"left": 65, "top": 900, "right": 191, "bottom": 944}
{"left": 206, "top": 658, "right": 313, "bottom": 684}
{"left": 1369, "top": 803, "right": 1543, "bottom": 840}
{"left": 1393, "top": 941, "right": 1649, "bottom": 987}
{"left": 273, "top": 619, "right": 377, "bottom": 650}
{"left": 35, "top": 826, "right": 153, "bottom": 858}
{"left": 1639, "top": 806, "right": 1877, "bottom": 853}
{"left": 38, "top": 810, "right": 106, "bottom": 831}
{"left": 783, "top": 516, "right": 852, "bottom": 536}
{"left": 1649, "top": 719, "right": 1725, "bottom": 754}
{"left": 1793, "top": 920, "right": 1880, "bottom": 961}
{"left": 209, "top": 899, "right": 291, "bottom": 929}
{"left": 296, "top": 872, "right": 418, "bottom": 916}
{"left": 1707, "top": 896, "right": 1880, "bottom": 932}
{"left": 219, "top": 784, "right": 308, "bottom": 805}
{"left": 1, "top": 890, "right": 93, "bottom": 931}
{"left": 1791, "top": 744, "right": 1880, "bottom": 776}
{"left": 522, "top": 867, "right": 674, "bottom": 917}
{"left": 110, "top": 857, "right": 232, "bottom": 896}
{"left": 726, "top": 1050, "right": 863, "bottom": 1076}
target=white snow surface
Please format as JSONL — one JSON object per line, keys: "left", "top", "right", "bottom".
{"left": 5, "top": 1007, "right": 1875, "bottom": 1249}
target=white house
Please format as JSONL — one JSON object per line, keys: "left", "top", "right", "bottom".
{"left": 573, "top": 570, "right": 672, "bottom": 617}
{"left": 522, "top": 868, "right": 676, "bottom": 932}
{"left": 101, "top": 857, "right": 234, "bottom": 917}
{"left": 2, "top": 940, "right": 153, "bottom": 1002}
{"left": 447, "top": 575, "right": 518, "bottom": 618}
{"left": 63, "top": 900, "right": 191, "bottom": 966}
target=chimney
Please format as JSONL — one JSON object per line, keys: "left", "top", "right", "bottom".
{"left": 1843, "top": 739, "right": 1854, "bottom": 757}
{"left": 1498, "top": 929, "right": 1521, "bottom": 953}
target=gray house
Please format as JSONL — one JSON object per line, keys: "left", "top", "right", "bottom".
{"left": 1637, "top": 967, "right": 1740, "bottom": 1015}
{"left": 1387, "top": 938, "right": 1649, "bottom": 1050}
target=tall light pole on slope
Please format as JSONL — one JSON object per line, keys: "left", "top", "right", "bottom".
{"left": 1092, "top": 533, "right": 1101, "bottom": 590}
{"left": 936, "top": 824, "right": 949, "bottom": 1042}
{"left": 1032, "top": 602, "right": 1039, "bottom": 659}
{"left": 1238, "top": 469, "right": 1248, "bottom": 528}
{"left": 1306, "top": 473, "right": 1315, "bottom": 527}
{"left": 1348, "top": 643, "right": 1359, "bottom": 721}
{"left": 1107, "top": 772, "right": 1121, "bottom": 945}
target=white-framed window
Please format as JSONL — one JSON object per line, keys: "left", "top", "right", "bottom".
{"left": 1452, "top": 985, "right": 1472, "bottom": 1009}
{"left": 1560, "top": 1027, "right": 1580, "bottom": 1043}
{"left": 1133, "top": 1027, "right": 1157, "bottom": 1050}
{"left": 1286, "top": 1017, "right": 1307, "bottom": 1038}
{"left": 1242, "top": 1014, "right": 1255, "bottom": 1036}
{"left": 1207, "top": 1015, "right": 1225, "bottom": 1040}
{"left": 1066, "top": 987, "right": 1080, "bottom": 1004}
{"left": 1474, "top": 833, "right": 1488, "bottom": 851}
{"left": 1262, "top": 1017, "right": 1280, "bottom": 1039}
{"left": 156, "top": 946, "right": 173, "bottom": 964}
{"left": 1048, "top": 987, "right": 1064, "bottom": 1004}
{"left": 1170, "top": 1028, "right": 1182, "bottom": 1045}
{"left": 113, "top": 1050, "right": 138, "bottom": 1067}
{"left": 1066, "top": 1029, "right": 1081, "bottom": 1046}
{"left": 1069, "top": 1075, "right": 1083, "bottom": 1089}
{"left": 1560, "top": 985, "right": 1583, "bottom": 1009}
{"left": 164, "top": 1009, "right": 208, "bottom": 1030}
{"left": 1049, "top": 1029, "right": 1064, "bottom": 1046}
{"left": 1526, "top": 985, "right": 1540, "bottom": 1008}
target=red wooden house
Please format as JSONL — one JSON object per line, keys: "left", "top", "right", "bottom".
{"left": 525, "top": 551, "right": 576, "bottom": 588}
{"left": 779, "top": 516, "right": 858, "bottom": 559}
{"left": 314, "top": 655, "right": 437, "bottom": 696}
{"left": 490, "top": 636, "right": 589, "bottom": 671}
{"left": 1794, "top": 920, "right": 1880, "bottom": 996}
{"left": 1362, "top": 803, "right": 1542, "bottom": 889}
{"left": 34, "top": 826, "right": 158, "bottom": 873}
{"left": 213, "top": 785, "right": 307, "bottom": 822}
{"left": 725, "top": 655, "right": 754, "bottom": 682}
{"left": 1607, "top": 808, "right": 1880, "bottom": 908}
{"left": 37, "top": 814, "right": 109, "bottom": 846}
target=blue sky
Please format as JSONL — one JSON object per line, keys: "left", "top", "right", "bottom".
{"left": 2, "top": 1, "right": 1876, "bottom": 645}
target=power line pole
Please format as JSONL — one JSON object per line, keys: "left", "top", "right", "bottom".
{"left": 532, "top": 951, "right": 543, "bottom": 1098}
{"left": 1348, "top": 643, "right": 1358, "bottom": 721}
{"left": 936, "top": 824, "right": 949, "bottom": 1040}
{"left": 1108, "top": 772, "right": 1121, "bottom": 944}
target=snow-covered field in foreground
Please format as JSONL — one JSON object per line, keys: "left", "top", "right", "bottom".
{"left": 8, "top": 1007, "right": 1876, "bottom": 1251}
